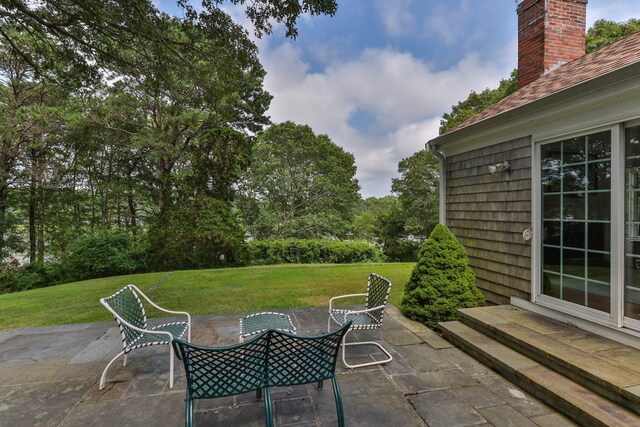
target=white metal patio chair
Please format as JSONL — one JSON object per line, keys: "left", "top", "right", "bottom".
{"left": 327, "top": 273, "right": 393, "bottom": 368}
{"left": 99, "top": 284, "right": 191, "bottom": 390}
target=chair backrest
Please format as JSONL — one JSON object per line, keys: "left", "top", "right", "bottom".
{"left": 173, "top": 335, "right": 269, "bottom": 400}
{"left": 172, "top": 322, "right": 352, "bottom": 400}
{"left": 365, "top": 274, "right": 392, "bottom": 323}
{"left": 265, "top": 322, "right": 351, "bottom": 387}
{"left": 101, "top": 285, "right": 148, "bottom": 350}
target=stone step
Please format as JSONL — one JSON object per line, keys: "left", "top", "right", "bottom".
{"left": 439, "top": 321, "right": 640, "bottom": 427}
{"left": 457, "top": 305, "right": 640, "bottom": 415}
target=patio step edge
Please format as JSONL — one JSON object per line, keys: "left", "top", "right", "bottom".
{"left": 439, "top": 321, "right": 640, "bottom": 427}
{"left": 457, "top": 306, "right": 640, "bottom": 415}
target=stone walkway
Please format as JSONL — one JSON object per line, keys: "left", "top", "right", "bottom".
{"left": 0, "top": 306, "right": 578, "bottom": 426}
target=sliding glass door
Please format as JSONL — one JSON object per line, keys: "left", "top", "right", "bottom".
{"left": 624, "top": 125, "right": 640, "bottom": 324}
{"left": 540, "top": 131, "right": 612, "bottom": 313}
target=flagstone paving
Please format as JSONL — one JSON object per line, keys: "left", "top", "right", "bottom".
{"left": 0, "top": 306, "right": 577, "bottom": 426}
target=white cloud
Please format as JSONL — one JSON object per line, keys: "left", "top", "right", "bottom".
{"left": 261, "top": 44, "right": 508, "bottom": 197}
{"left": 374, "top": 0, "right": 416, "bottom": 38}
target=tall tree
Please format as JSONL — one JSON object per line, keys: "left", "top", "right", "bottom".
{"left": 391, "top": 149, "right": 440, "bottom": 240}
{"left": 0, "top": 0, "right": 337, "bottom": 84}
{"left": 239, "top": 122, "right": 361, "bottom": 239}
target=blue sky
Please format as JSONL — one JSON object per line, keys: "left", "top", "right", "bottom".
{"left": 159, "top": 0, "right": 640, "bottom": 198}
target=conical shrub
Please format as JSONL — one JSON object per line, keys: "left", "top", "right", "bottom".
{"left": 400, "top": 224, "right": 484, "bottom": 329}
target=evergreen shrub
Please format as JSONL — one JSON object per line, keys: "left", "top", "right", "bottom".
{"left": 246, "top": 239, "right": 382, "bottom": 265}
{"left": 400, "top": 224, "right": 484, "bottom": 329}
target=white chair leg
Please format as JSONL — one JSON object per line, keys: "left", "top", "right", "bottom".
{"left": 341, "top": 330, "right": 393, "bottom": 369}
{"left": 327, "top": 315, "right": 332, "bottom": 332}
{"left": 123, "top": 353, "right": 128, "bottom": 367}
{"left": 100, "top": 350, "right": 126, "bottom": 390}
{"left": 169, "top": 343, "right": 175, "bottom": 389}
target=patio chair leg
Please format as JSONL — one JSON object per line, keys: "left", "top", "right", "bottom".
{"left": 341, "top": 330, "right": 393, "bottom": 369}
{"left": 99, "top": 349, "right": 126, "bottom": 390}
{"left": 185, "top": 398, "right": 194, "bottom": 427}
{"left": 123, "top": 353, "right": 128, "bottom": 367}
{"left": 169, "top": 343, "right": 175, "bottom": 389}
{"left": 264, "top": 387, "right": 274, "bottom": 427}
{"left": 327, "top": 315, "right": 332, "bottom": 332}
{"left": 331, "top": 376, "right": 345, "bottom": 427}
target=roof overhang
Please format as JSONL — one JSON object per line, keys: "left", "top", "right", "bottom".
{"left": 427, "top": 61, "right": 640, "bottom": 154}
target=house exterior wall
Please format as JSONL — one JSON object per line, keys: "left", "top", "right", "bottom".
{"left": 445, "top": 137, "right": 532, "bottom": 305}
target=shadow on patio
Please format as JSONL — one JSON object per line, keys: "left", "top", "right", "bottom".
{"left": 0, "top": 306, "right": 576, "bottom": 426}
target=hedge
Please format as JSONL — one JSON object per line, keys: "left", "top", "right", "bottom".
{"left": 246, "top": 239, "right": 383, "bottom": 265}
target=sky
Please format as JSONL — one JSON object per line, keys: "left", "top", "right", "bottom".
{"left": 158, "top": 0, "right": 640, "bottom": 198}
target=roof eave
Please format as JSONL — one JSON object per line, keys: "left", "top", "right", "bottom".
{"left": 427, "top": 61, "right": 640, "bottom": 150}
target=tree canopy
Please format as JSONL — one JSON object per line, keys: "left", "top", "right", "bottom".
{"left": 238, "top": 122, "right": 360, "bottom": 240}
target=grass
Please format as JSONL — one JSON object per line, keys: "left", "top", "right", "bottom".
{"left": 0, "top": 263, "right": 415, "bottom": 330}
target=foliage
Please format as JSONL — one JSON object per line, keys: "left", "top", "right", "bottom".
{"left": 375, "top": 201, "right": 419, "bottom": 262}
{"left": 350, "top": 196, "right": 398, "bottom": 241}
{"left": 391, "top": 149, "right": 440, "bottom": 241}
{"left": 0, "top": 0, "right": 338, "bottom": 83}
{"left": 586, "top": 19, "right": 640, "bottom": 53}
{"left": 0, "top": 258, "right": 63, "bottom": 294}
{"left": 147, "top": 196, "right": 246, "bottom": 271}
{"left": 0, "top": 263, "right": 414, "bottom": 330}
{"left": 63, "top": 229, "right": 148, "bottom": 281}
{"left": 246, "top": 239, "right": 383, "bottom": 265}
{"left": 439, "top": 69, "right": 518, "bottom": 134}
{"left": 238, "top": 122, "right": 361, "bottom": 239}
{"left": 400, "top": 224, "right": 484, "bottom": 329}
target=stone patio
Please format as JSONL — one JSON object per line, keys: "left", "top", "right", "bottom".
{"left": 0, "top": 306, "right": 577, "bottom": 426}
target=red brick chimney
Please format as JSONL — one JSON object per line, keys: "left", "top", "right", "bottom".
{"left": 517, "top": 0, "right": 587, "bottom": 88}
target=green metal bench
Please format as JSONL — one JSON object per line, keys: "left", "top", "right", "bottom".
{"left": 172, "top": 321, "right": 352, "bottom": 427}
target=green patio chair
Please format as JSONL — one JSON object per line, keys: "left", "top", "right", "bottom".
{"left": 99, "top": 284, "right": 191, "bottom": 390}
{"left": 328, "top": 273, "right": 393, "bottom": 368}
{"left": 172, "top": 322, "right": 351, "bottom": 427}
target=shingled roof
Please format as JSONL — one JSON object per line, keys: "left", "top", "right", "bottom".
{"left": 445, "top": 31, "right": 640, "bottom": 135}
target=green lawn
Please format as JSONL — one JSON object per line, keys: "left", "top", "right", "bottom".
{"left": 0, "top": 263, "right": 415, "bottom": 330}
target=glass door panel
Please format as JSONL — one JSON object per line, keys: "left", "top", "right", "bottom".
{"left": 624, "top": 125, "right": 640, "bottom": 322}
{"left": 541, "top": 131, "right": 612, "bottom": 312}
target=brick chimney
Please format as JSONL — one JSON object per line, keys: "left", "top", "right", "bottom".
{"left": 517, "top": 0, "right": 587, "bottom": 88}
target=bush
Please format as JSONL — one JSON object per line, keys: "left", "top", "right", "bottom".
{"left": 400, "top": 224, "right": 484, "bottom": 329}
{"left": 62, "top": 229, "right": 148, "bottom": 281}
{"left": 0, "top": 259, "right": 64, "bottom": 294}
{"left": 246, "top": 239, "right": 383, "bottom": 265}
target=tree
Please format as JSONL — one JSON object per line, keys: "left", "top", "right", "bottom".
{"left": 392, "top": 149, "right": 440, "bottom": 240}
{"left": 439, "top": 69, "right": 518, "bottom": 134}
{"left": 586, "top": 19, "right": 640, "bottom": 53}
{"left": 239, "top": 122, "right": 361, "bottom": 239}
{"left": 400, "top": 224, "right": 485, "bottom": 329}
{"left": 350, "top": 196, "right": 398, "bottom": 241}
{"left": 0, "top": 0, "right": 338, "bottom": 84}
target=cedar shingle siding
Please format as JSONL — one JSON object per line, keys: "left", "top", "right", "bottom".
{"left": 446, "top": 137, "right": 532, "bottom": 305}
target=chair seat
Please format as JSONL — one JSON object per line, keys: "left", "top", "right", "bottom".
{"left": 129, "top": 321, "right": 190, "bottom": 350}
{"left": 329, "top": 309, "right": 380, "bottom": 330}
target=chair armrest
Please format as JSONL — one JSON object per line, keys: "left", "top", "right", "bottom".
{"left": 342, "top": 304, "right": 386, "bottom": 324}
{"left": 129, "top": 285, "right": 191, "bottom": 324}
{"left": 329, "top": 293, "right": 367, "bottom": 311}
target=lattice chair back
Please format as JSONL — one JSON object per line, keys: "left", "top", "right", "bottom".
{"left": 365, "top": 273, "right": 392, "bottom": 324}
{"left": 173, "top": 336, "right": 269, "bottom": 400}
{"left": 102, "top": 285, "right": 147, "bottom": 351}
{"left": 266, "top": 322, "right": 351, "bottom": 387}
